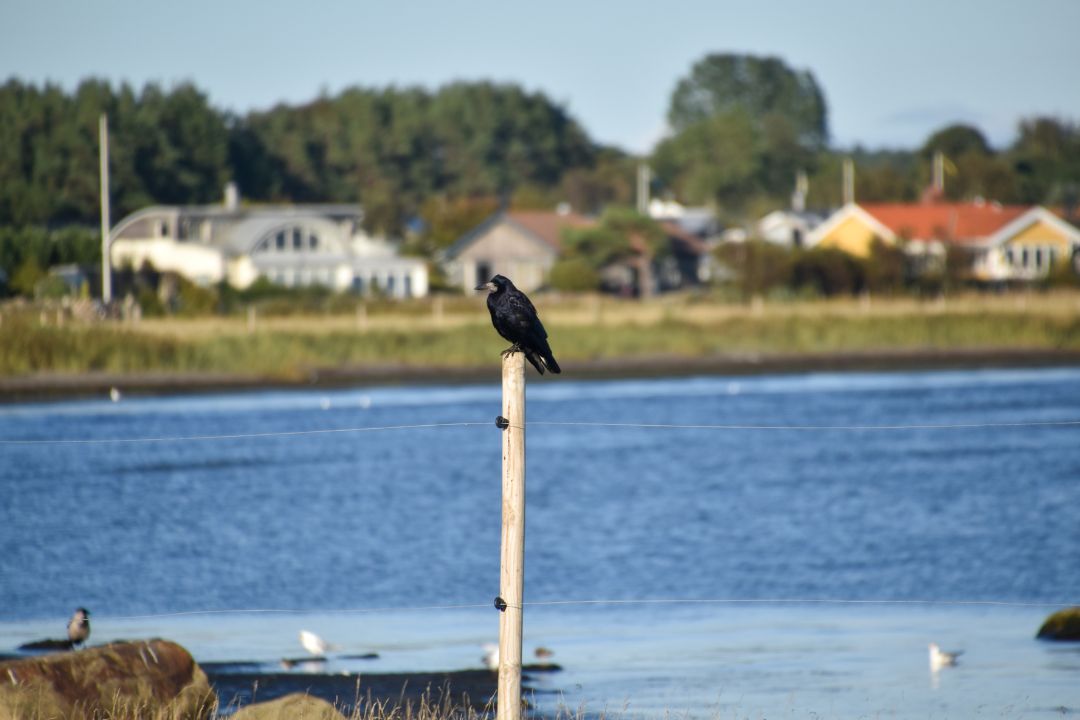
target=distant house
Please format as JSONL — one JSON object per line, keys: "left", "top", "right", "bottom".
{"left": 969, "top": 206, "right": 1080, "bottom": 282}
{"left": 442, "top": 208, "right": 708, "bottom": 295}
{"left": 109, "top": 186, "right": 428, "bottom": 298}
{"left": 806, "top": 201, "right": 1080, "bottom": 281}
{"left": 647, "top": 198, "right": 721, "bottom": 240}
{"left": 441, "top": 209, "right": 594, "bottom": 293}
{"left": 755, "top": 209, "right": 826, "bottom": 249}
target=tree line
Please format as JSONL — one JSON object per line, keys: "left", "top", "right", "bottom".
{"left": 1, "top": 53, "right": 1079, "bottom": 297}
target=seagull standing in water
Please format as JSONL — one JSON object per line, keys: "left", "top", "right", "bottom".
{"left": 299, "top": 630, "right": 337, "bottom": 657}
{"left": 928, "top": 642, "right": 962, "bottom": 671}
{"left": 67, "top": 608, "right": 90, "bottom": 648}
{"left": 481, "top": 643, "right": 499, "bottom": 670}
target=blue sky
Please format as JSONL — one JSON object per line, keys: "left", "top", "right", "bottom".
{"left": 2, "top": 0, "right": 1078, "bottom": 153}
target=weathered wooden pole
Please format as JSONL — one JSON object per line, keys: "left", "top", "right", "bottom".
{"left": 99, "top": 114, "right": 112, "bottom": 304}
{"left": 498, "top": 351, "right": 526, "bottom": 720}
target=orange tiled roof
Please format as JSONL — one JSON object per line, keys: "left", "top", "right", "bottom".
{"left": 860, "top": 202, "right": 1030, "bottom": 243}
{"left": 506, "top": 210, "right": 594, "bottom": 249}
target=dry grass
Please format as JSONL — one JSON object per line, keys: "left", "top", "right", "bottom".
{"left": 2, "top": 290, "right": 1080, "bottom": 378}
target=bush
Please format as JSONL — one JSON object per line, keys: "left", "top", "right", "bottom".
{"left": 715, "top": 240, "right": 793, "bottom": 299}
{"left": 548, "top": 258, "right": 600, "bottom": 292}
{"left": 792, "top": 247, "right": 865, "bottom": 296}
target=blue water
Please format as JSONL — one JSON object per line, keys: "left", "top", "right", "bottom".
{"left": 2, "top": 368, "right": 1080, "bottom": 717}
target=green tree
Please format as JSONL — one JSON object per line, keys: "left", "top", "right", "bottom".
{"left": 864, "top": 238, "right": 907, "bottom": 294}
{"left": 10, "top": 256, "right": 45, "bottom": 296}
{"left": 652, "top": 111, "right": 759, "bottom": 212}
{"left": 792, "top": 247, "right": 864, "bottom": 296}
{"left": 548, "top": 258, "right": 600, "bottom": 291}
{"left": 715, "top": 240, "right": 793, "bottom": 300}
{"left": 1008, "top": 117, "right": 1080, "bottom": 206}
{"left": 921, "top": 124, "right": 992, "bottom": 159}
{"left": 667, "top": 53, "right": 829, "bottom": 151}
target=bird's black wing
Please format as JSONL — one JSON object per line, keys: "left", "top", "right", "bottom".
{"left": 504, "top": 290, "right": 560, "bottom": 374}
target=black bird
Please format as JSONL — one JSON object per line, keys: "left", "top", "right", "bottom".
{"left": 67, "top": 607, "right": 90, "bottom": 648}
{"left": 476, "top": 275, "right": 561, "bottom": 375}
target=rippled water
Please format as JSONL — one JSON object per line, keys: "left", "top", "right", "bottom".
{"left": 2, "top": 368, "right": 1079, "bottom": 717}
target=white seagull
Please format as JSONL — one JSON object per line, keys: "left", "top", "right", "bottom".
{"left": 299, "top": 630, "right": 338, "bottom": 657}
{"left": 481, "top": 643, "right": 499, "bottom": 670}
{"left": 928, "top": 642, "right": 962, "bottom": 671}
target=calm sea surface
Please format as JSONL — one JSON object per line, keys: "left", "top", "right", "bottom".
{"left": 2, "top": 368, "right": 1080, "bottom": 717}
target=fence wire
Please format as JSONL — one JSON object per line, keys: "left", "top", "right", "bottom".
{"left": 99, "top": 596, "right": 1080, "bottom": 622}
{"left": 2, "top": 418, "right": 1079, "bottom": 445}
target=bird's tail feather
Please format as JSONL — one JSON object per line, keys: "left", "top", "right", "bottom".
{"left": 544, "top": 353, "right": 561, "bottom": 374}
{"left": 525, "top": 352, "right": 546, "bottom": 375}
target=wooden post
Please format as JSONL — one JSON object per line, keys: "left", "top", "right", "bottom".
{"left": 99, "top": 114, "right": 112, "bottom": 305}
{"left": 498, "top": 352, "right": 526, "bottom": 720}
{"left": 356, "top": 303, "right": 368, "bottom": 331}
{"left": 433, "top": 294, "right": 444, "bottom": 326}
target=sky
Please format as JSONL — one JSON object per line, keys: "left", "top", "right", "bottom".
{"left": 2, "top": 0, "right": 1078, "bottom": 154}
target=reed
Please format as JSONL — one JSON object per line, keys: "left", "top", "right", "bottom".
{"left": 2, "top": 293, "right": 1079, "bottom": 377}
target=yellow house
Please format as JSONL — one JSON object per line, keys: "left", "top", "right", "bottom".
{"left": 805, "top": 203, "right": 896, "bottom": 258}
{"left": 807, "top": 201, "right": 1080, "bottom": 280}
{"left": 973, "top": 207, "right": 1080, "bottom": 281}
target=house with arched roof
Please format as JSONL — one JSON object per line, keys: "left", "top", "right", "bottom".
{"left": 109, "top": 187, "right": 427, "bottom": 298}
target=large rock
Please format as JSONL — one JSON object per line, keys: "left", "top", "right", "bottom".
{"left": 0, "top": 639, "right": 215, "bottom": 720}
{"left": 1036, "top": 607, "right": 1080, "bottom": 641}
{"left": 231, "top": 693, "right": 347, "bottom": 720}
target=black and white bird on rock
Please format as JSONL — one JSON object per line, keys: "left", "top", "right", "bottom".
{"left": 476, "top": 275, "right": 561, "bottom": 375}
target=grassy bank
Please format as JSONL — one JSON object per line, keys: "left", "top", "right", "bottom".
{"left": 2, "top": 292, "right": 1080, "bottom": 378}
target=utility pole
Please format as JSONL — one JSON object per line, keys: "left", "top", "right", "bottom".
{"left": 497, "top": 351, "right": 526, "bottom": 720}
{"left": 99, "top": 114, "right": 112, "bottom": 304}
{"left": 636, "top": 163, "right": 651, "bottom": 215}
{"left": 842, "top": 157, "right": 855, "bottom": 206}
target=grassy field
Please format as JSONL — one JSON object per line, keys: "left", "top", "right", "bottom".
{"left": 2, "top": 291, "right": 1080, "bottom": 378}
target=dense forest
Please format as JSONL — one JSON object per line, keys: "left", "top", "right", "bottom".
{"left": 1, "top": 52, "right": 1079, "bottom": 294}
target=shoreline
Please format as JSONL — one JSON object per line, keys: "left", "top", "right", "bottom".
{"left": 2, "top": 347, "right": 1080, "bottom": 403}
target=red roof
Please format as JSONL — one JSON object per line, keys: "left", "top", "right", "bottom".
{"left": 860, "top": 202, "right": 1030, "bottom": 243}
{"left": 506, "top": 210, "right": 594, "bottom": 249}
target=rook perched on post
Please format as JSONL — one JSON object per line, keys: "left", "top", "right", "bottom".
{"left": 476, "top": 275, "right": 561, "bottom": 375}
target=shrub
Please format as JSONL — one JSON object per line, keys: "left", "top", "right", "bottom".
{"left": 548, "top": 258, "right": 600, "bottom": 292}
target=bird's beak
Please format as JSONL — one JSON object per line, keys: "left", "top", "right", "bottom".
{"left": 475, "top": 282, "right": 496, "bottom": 292}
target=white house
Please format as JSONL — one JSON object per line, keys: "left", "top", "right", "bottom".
{"left": 109, "top": 187, "right": 428, "bottom": 298}
{"left": 755, "top": 209, "right": 826, "bottom": 248}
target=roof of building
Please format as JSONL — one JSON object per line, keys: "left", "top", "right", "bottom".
{"left": 860, "top": 201, "right": 1029, "bottom": 242}
{"left": 444, "top": 209, "right": 595, "bottom": 258}
{"left": 505, "top": 210, "right": 595, "bottom": 249}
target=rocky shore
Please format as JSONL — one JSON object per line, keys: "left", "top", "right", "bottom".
{"left": 0, "top": 640, "right": 560, "bottom": 719}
